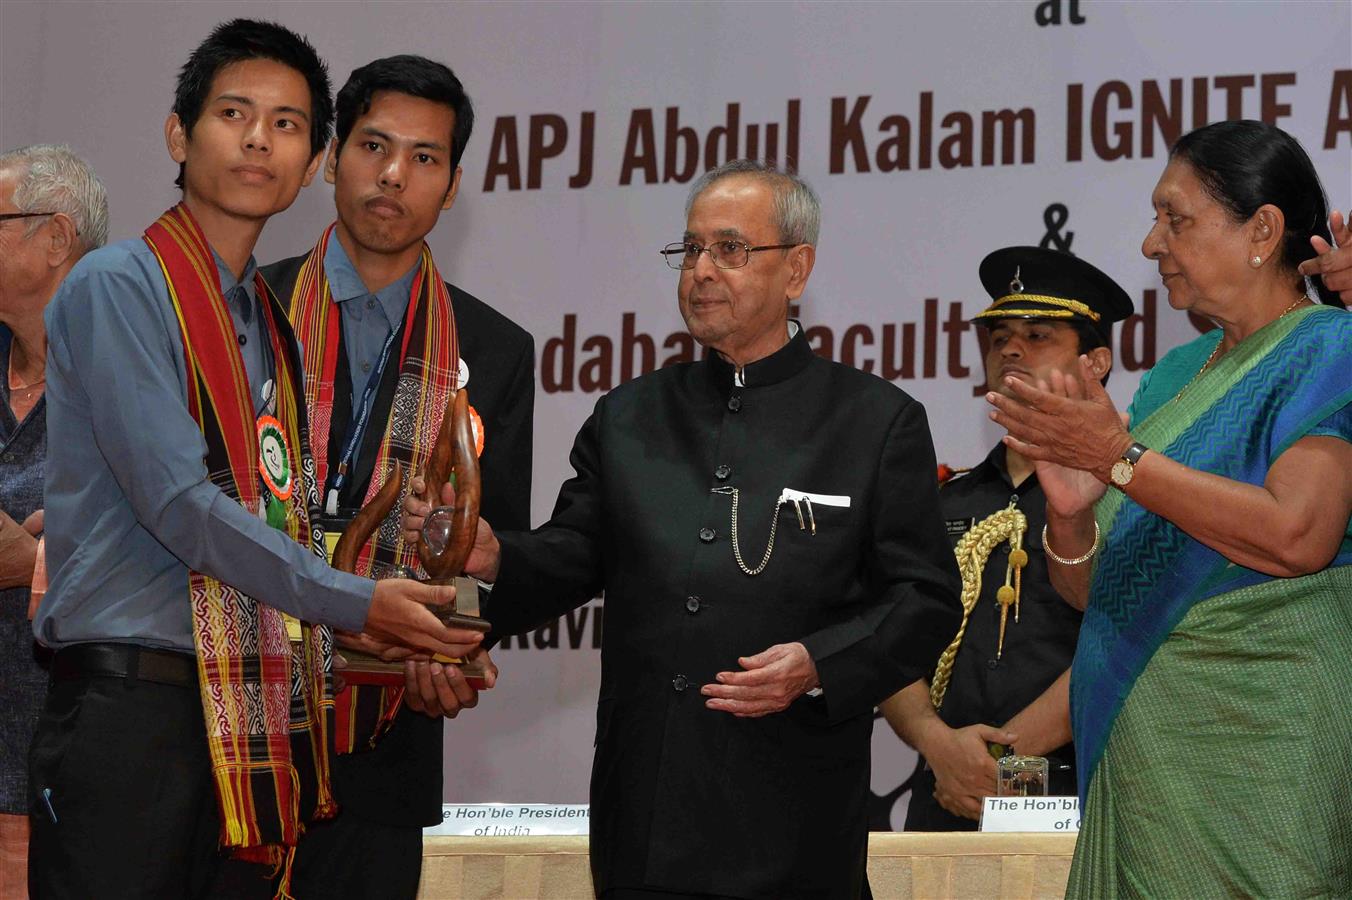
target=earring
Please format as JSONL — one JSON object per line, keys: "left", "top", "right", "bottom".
{"left": 1250, "top": 256, "right": 1263, "bottom": 268}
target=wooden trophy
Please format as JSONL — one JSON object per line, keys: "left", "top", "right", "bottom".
{"left": 331, "top": 388, "right": 491, "bottom": 688}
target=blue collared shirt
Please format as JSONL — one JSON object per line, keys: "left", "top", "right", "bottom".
{"left": 36, "top": 237, "right": 373, "bottom": 652}
{"left": 323, "top": 237, "right": 417, "bottom": 409}
{"left": 217, "top": 251, "right": 272, "bottom": 413}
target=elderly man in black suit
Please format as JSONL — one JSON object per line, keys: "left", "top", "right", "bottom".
{"left": 407, "top": 159, "right": 959, "bottom": 899}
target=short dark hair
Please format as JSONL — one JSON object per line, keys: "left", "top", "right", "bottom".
{"left": 1070, "top": 319, "right": 1112, "bottom": 385}
{"left": 1069, "top": 319, "right": 1108, "bottom": 354}
{"left": 1171, "top": 120, "right": 1340, "bottom": 307}
{"left": 334, "top": 55, "right": 475, "bottom": 169}
{"left": 172, "top": 19, "right": 333, "bottom": 188}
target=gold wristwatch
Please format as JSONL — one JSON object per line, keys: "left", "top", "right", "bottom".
{"left": 1110, "top": 441, "right": 1149, "bottom": 488}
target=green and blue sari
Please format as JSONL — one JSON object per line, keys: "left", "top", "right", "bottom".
{"left": 1068, "top": 304, "right": 1352, "bottom": 897}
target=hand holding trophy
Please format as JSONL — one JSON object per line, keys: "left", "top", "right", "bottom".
{"left": 333, "top": 388, "right": 494, "bottom": 688}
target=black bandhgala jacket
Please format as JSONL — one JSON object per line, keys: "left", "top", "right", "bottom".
{"left": 488, "top": 327, "right": 960, "bottom": 898}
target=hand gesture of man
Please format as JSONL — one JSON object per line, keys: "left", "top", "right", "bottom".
{"left": 0, "top": 508, "right": 42, "bottom": 591}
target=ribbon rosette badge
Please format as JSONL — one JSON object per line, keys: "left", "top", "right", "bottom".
{"left": 468, "top": 404, "right": 485, "bottom": 458}
{"left": 256, "top": 415, "right": 294, "bottom": 501}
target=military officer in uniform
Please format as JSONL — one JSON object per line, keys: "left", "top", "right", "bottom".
{"left": 882, "top": 246, "right": 1133, "bottom": 828}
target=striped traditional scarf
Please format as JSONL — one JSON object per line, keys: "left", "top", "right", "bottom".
{"left": 287, "top": 224, "right": 460, "bottom": 752}
{"left": 143, "top": 205, "right": 335, "bottom": 893}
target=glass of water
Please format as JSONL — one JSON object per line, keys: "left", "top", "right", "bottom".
{"left": 997, "top": 755, "right": 1049, "bottom": 797}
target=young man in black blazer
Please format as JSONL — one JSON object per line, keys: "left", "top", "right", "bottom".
{"left": 260, "top": 55, "right": 534, "bottom": 899}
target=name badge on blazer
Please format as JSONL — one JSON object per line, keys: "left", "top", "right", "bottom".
{"left": 946, "top": 517, "right": 976, "bottom": 537}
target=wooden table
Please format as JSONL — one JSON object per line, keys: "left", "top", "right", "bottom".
{"left": 417, "top": 831, "right": 1077, "bottom": 899}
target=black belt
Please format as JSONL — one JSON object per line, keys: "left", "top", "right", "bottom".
{"left": 51, "top": 642, "right": 198, "bottom": 688}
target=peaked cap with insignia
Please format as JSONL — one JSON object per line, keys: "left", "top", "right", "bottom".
{"left": 972, "top": 246, "right": 1134, "bottom": 342}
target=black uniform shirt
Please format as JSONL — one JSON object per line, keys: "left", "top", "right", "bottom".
{"left": 936, "top": 444, "right": 1080, "bottom": 756}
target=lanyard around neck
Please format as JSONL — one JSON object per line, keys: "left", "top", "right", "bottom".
{"left": 325, "top": 324, "right": 400, "bottom": 515}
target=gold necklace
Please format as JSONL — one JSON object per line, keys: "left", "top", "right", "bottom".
{"left": 1173, "top": 294, "right": 1309, "bottom": 403}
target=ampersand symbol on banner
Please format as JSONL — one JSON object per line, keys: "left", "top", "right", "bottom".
{"left": 1039, "top": 203, "right": 1074, "bottom": 253}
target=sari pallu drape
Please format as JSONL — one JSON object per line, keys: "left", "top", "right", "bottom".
{"left": 1071, "top": 303, "right": 1352, "bottom": 803}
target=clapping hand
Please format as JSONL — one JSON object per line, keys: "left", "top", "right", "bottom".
{"left": 986, "top": 356, "right": 1133, "bottom": 488}
{"left": 1298, "top": 209, "right": 1352, "bottom": 305}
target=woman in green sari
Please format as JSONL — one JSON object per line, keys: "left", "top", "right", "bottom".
{"left": 988, "top": 120, "right": 1352, "bottom": 897}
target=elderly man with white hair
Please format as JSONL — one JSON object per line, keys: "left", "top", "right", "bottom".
{"left": 405, "top": 159, "right": 960, "bottom": 898}
{"left": 0, "top": 143, "right": 107, "bottom": 896}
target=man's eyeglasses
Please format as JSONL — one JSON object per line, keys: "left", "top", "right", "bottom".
{"left": 661, "top": 240, "right": 797, "bottom": 270}
{"left": 0, "top": 212, "right": 56, "bottom": 224}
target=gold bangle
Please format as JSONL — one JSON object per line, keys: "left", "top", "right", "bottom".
{"left": 1042, "top": 521, "right": 1099, "bottom": 566}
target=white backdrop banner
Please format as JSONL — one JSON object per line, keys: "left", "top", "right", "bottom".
{"left": 3, "top": 0, "right": 1348, "bottom": 830}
